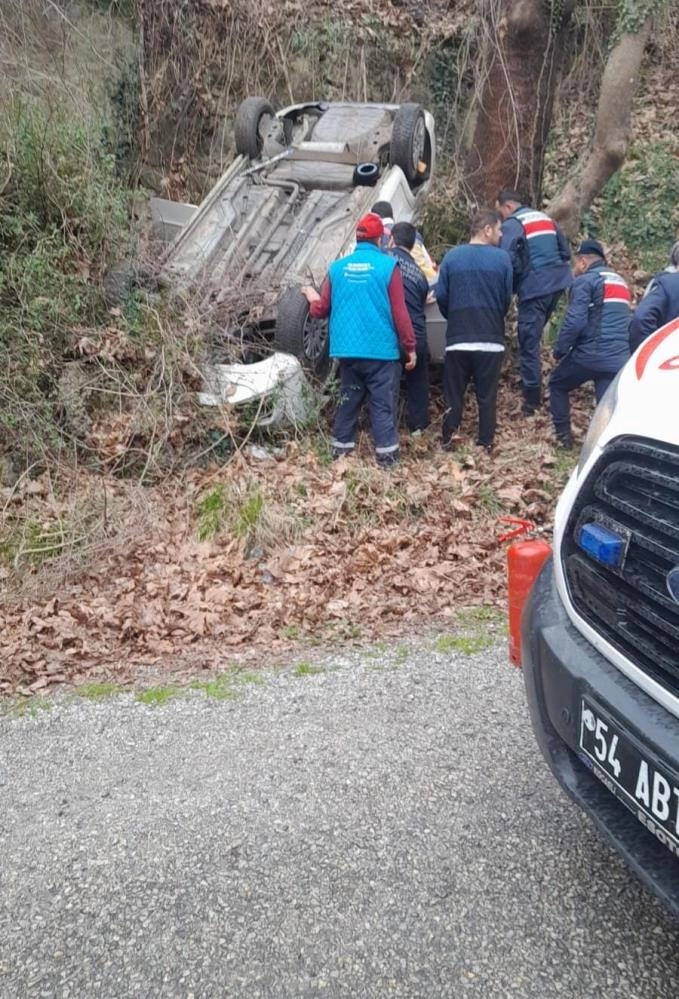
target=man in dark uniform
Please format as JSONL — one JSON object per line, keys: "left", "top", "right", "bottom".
{"left": 496, "top": 189, "right": 572, "bottom": 415}
{"left": 388, "top": 221, "right": 430, "bottom": 433}
{"left": 629, "top": 241, "right": 679, "bottom": 351}
{"left": 549, "top": 239, "right": 631, "bottom": 449}
{"left": 300, "top": 213, "right": 416, "bottom": 467}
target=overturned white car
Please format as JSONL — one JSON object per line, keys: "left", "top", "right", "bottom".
{"left": 158, "top": 98, "right": 444, "bottom": 391}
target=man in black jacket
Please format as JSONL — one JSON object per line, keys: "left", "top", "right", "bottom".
{"left": 389, "top": 221, "right": 431, "bottom": 432}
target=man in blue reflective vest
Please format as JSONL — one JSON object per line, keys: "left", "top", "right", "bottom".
{"left": 549, "top": 240, "right": 631, "bottom": 449}
{"left": 629, "top": 241, "right": 679, "bottom": 352}
{"left": 496, "top": 189, "right": 572, "bottom": 415}
{"left": 301, "top": 213, "right": 416, "bottom": 467}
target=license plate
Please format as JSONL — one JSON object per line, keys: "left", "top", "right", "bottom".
{"left": 580, "top": 698, "right": 679, "bottom": 857}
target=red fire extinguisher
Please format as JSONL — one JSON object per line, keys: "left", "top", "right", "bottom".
{"left": 499, "top": 518, "right": 552, "bottom": 668}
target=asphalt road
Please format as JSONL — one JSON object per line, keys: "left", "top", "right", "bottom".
{"left": 1, "top": 638, "right": 678, "bottom": 999}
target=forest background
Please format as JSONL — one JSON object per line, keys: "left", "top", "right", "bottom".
{"left": 0, "top": 0, "right": 677, "bottom": 697}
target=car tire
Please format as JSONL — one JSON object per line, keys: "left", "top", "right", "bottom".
{"left": 390, "top": 103, "right": 430, "bottom": 185}
{"left": 234, "top": 97, "right": 275, "bottom": 159}
{"left": 274, "top": 286, "right": 332, "bottom": 383}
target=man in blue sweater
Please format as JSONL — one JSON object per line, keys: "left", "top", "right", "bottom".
{"left": 301, "top": 213, "right": 416, "bottom": 467}
{"left": 496, "top": 190, "right": 572, "bottom": 415}
{"left": 549, "top": 240, "right": 631, "bottom": 449}
{"left": 436, "top": 209, "right": 513, "bottom": 450}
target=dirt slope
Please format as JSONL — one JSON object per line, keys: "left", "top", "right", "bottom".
{"left": 1, "top": 368, "right": 586, "bottom": 697}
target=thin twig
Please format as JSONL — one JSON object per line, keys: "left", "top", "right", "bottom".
{"left": 39, "top": 0, "right": 118, "bottom": 72}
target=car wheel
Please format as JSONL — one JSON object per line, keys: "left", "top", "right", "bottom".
{"left": 234, "top": 97, "right": 275, "bottom": 159}
{"left": 274, "top": 286, "right": 333, "bottom": 383}
{"left": 390, "top": 103, "right": 430, "bottom": 185}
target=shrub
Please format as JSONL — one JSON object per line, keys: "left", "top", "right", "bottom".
{"left": 587, "top": 141, "right": 679, "bottom": 271}
{"left": 0, "top": 95, "right": 131, "bottom": 463}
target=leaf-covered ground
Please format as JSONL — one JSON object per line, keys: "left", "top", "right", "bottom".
{"left": 0, "top": 363, "right": 589, "bottom": 697}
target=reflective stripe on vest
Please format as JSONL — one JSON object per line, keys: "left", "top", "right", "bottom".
{"left": 513, "top": 207, "right": 563, "bottom": 273}
{"left": 601, "top": 270, "right": 632, "bottom": 306}
{"left": 517, "top": 210, "right": 557, "bottom": 240}
{"left": 589, "top": 267, "right": 631, "bottom": 343}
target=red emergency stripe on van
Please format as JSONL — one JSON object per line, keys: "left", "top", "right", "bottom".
{"left": 523, "top": 219, "right": 557, "bottom": 238}
{"left": 635, "top": 317, "right": 679, "bottom": 380}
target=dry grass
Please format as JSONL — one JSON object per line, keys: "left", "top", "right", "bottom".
{"left": 0, "top": 468, "right": 157, "bottom": 597}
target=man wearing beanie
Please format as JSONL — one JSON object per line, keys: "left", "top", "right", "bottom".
{"left": 301, "top": 212, "right": 416, "bottom": 467}
{"left": 549, "top": 239, "right": 631, "bottom": 449}
{"left": 629, "top": 240, "right": 679, "bottom": 352}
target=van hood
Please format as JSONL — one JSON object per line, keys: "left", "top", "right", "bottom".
{"left": 609, "top": 317, "right": 679, "bottom": 447}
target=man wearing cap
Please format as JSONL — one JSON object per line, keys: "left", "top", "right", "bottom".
{"left": 495, "top": 189, "right": 572, "bottom": 415}
{"left": 300, "top": 212, "right": 416, "bottom": 467}
{"left": 629, "top": 240, "right": 679, "bottom": 352}
{"left": 549, "top": 239, "right": 631, "bottom": 449}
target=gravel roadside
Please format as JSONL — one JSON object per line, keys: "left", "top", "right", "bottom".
{"left": 1, "top": 637, "right": 678, "bottom": 998}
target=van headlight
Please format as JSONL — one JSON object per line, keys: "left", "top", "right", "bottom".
{"left": 577, "top": 372, "right": 621, "bottom": 473}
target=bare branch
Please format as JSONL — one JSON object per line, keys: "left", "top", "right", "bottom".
{"left": 548, "top": 14, "right": 654, "bottom": 236}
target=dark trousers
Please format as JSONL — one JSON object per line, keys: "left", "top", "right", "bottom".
{"left": 518, "top": 292, "right": 563, "bottom": 403}
{"left": 333, "top": 358, "right": 400, "bottom": 464}
{"left": 403, "top": 341, "right": 430, "bottom": 431}
{"left": 549, "top": 355, "right": 615, "bottom": 437}
{"left": 442, "top": 349, "right": 504, "bottom": 447}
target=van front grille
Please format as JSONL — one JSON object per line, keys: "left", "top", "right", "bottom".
{"left": 562, "top": 437, "right": 679, "bottom": 696}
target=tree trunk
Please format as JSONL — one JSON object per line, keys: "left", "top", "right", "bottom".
{"left": 548, "top": 14, "right": 653, "bottom": 237}
{"left": 465, "top": 0, "right": 574, "bottom": 208}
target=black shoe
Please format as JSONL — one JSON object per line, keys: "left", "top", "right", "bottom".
{"left": 522, "top": 388, "right": 541, "bottom": 416}
{"left": 556, "top": 434, "right": 574, "bottom": 450}
{"left": 376, "top": 448, "right": 400, "bottom": 468}
{"left": 441, "top": 432, "right": 462, "bottom": 451}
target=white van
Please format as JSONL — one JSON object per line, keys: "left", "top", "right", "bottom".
{"left": 522, "top": 315, "right": 679, "bottom": 915}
